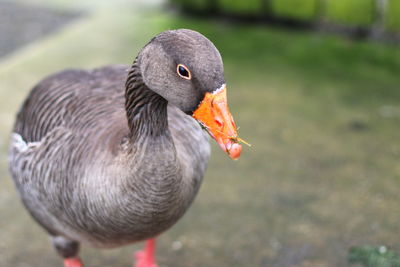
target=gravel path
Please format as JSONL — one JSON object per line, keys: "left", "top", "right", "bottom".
{"left": 0, "top": 1, "right": 80, "bottom": 58}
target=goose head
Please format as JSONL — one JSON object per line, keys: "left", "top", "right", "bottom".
{"left": 136, "top": 29, "right": 242, "bottom": 160}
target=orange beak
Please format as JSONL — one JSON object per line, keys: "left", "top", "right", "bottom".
{"left": 193, "top": 84, "right": 242, "bottom": 160}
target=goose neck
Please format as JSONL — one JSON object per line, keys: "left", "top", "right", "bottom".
{"left": 125, "top": 62, "right": 168, "bottom": 141}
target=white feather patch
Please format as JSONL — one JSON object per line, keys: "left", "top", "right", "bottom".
{"left": 212, "top": 83, "right": 226, "bottom": 95}
{"left": 11, "top": 133, "right": 40, "bottom": 152}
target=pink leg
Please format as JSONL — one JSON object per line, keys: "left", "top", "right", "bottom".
{"left": 134, "top": 239, "right": 158, "bottom": 267}
{"left": 64, "top": 257, "right": 84, "bottom": 267}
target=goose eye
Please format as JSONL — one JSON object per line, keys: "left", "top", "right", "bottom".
{"left": 177, "top": 64, "right": 191, "bottom": 80}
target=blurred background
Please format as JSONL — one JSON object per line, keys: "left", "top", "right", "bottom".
{"left": 0, "top": 0, "right": 400, "bottom": 266}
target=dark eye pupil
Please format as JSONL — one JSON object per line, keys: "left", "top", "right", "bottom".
{"left": 178, "top": 66, "right": 189, "bottom": 77}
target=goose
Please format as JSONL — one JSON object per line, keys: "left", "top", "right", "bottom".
{"left": 8, "top": 29, "right": 243, "bottom": 267}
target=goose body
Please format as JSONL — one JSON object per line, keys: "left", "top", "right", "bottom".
{"left": 8, "top": 29, "right": 242, "bottom": 266}
{"left": 9, "top": 64, "right": 210, "bottom": 247}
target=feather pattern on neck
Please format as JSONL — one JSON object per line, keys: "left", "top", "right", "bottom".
{"left": 125, "top": 60, "right": 168, "bottom": 140}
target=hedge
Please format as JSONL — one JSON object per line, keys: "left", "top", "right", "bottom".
{"left": 271, "top": 0, "right": 317, "bottom": 21}
{"left": 325, "top": 0, "right": 374, "bottom": 26}
{"left": 386, "top": 0, "right": 400, "bottom": 31}
{"left": 170, "top": 0, "right": 400, "bottom": 32}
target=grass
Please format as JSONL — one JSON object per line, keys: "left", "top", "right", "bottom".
{"left": 1, "top": 0, "right": 400, "bottom": 266}
{"left": 349, "top": 245, "right": 400, "bottom": 267}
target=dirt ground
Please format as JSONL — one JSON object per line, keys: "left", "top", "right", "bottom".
{"left": 1, "top": 0, "right": 400, "bottom": 266}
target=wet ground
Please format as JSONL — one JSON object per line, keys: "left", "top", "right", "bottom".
{"left": 0, "top": 1, "right": 80, "bottom": 58}
{"left": 1, "top": 0, "right": 400, "bottom": 266}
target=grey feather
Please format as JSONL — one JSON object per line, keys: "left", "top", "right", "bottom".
{"left": 8, "top": 29, "right": 223, "bottom": 257}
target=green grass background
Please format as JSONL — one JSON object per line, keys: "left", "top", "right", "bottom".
{"left": 1, "top": 0, "right": 400, "bottom": 266}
